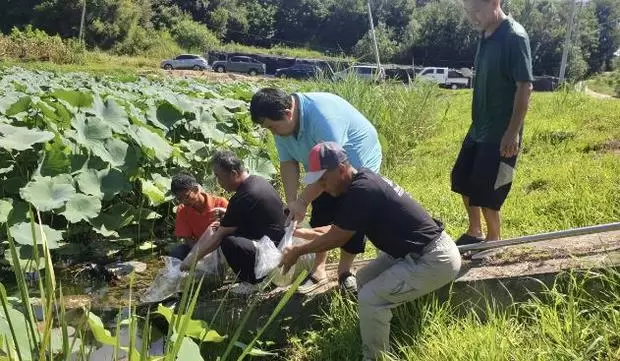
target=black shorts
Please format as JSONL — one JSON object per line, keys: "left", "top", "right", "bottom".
{"left": 451, "top": 136, "right": 518, "bottom": 211}
{"left": 310, "top": 192, "right": 366, "bottom": 254}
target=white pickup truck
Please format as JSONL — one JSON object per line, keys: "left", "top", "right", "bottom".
{"left": 417, "top": 67, "right": 471, "bottom": 89}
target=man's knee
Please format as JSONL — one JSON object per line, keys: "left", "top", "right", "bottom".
{"left": 170, "top": 244, "right": 191, "bottom": 260}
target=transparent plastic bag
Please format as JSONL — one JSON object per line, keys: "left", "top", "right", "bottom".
{"left": 194, "top": 226, "right": 228, "bottom": 281}
{"left": 195, "top": 247, "right": 227, "bottom": 279}
{"left": 141, "top": 256, "right": 185, "bottom": 303}
{"left": 254, "top": 235, "right": 281, "bottom": 280}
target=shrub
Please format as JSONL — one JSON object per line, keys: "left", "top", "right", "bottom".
{"left": 171, "top": 19, "right": 220, "bottom": 53}
{"left": 0, "top": 25, "right": 85, "bottom": 64}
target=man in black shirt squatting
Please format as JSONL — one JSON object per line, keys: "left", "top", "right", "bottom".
{"left": 280, "top": 142, "right": 462, "bottom": 360}
{"left": 181, "top": 150, "right": 286, "bottom": 295}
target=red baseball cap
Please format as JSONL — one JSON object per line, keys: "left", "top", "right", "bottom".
{"left": 303, "top": 142, "right": 348, "bottom": 185}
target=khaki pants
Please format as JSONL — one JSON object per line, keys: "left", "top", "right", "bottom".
{"left": 357, "top": 232, "right": 462, "bottom": 360}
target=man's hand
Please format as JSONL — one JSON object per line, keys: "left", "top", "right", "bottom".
{"left": 280, "top": 245, "right": 301, "bottom": 274}
{"left": 500, "top": 130, "right": 520, "bottom": 158}
{"left": 210, "top": 207, "right": 226, "bottom": 220}
{"left": 287, "top": 199, "right": 308, "bottom": 223}
{"left": 180, "top": 258, "right": 191, "bottom": 271}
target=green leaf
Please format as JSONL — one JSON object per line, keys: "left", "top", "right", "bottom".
{"left": 89, "top": 202, "right": 135, "bottom": 237}
{"left": 8, "top": 222, "right": 63, "bottom": 249}
{"left": 77, "top": 168, "right": 131, "bottom": 200}
{"left": 0, "top": 288, "right": 33, "bottom": 360}
{"left": 62, "top": 194, "right": 102, "bottom": 223}
{"left": 104, "top": 137, "right": 129, "bottom": 167}
{"left": 86, "top": 313, "right": 116, "bottom": 345}
{"left": 0, "top": 123, "right": 54, "bottom": 151}
{"left": 87, "top": 96, "right": 130, "bottom": 133}
{"left": 244, "top": 156, "right": 276, "bottom": 180}
{"left": 234, "top": 341, "right": 278, "bottom": 357}
{"left": 5, "top": 96, "right": 32, "bottom": 116}
{"left": 129, "top": 125, "right": 173, "bottom": 162}
{"left": 175, "top": 336, "right": 204, "bottom": 361}
{"left": 3, "top": 245, "right": 46, "bottom": 272}
{"left": 76, "top": 169, "right": 103, "bottom": 199}
{"left": 52, "top": 89, "right": 93, "bottom": 108}
{"left": 141, "top": 179, "right": 166, "bottom": 206}
{"left": 100, "top": 168, "right": 132, "bottom": 200}
{"left": 71, "top": 114, "right": 112, "bottom": 144}
{"left": 6, "top": 200, "right": 30, "bottom": 226}
{"left": 155, "top": 305, "right": 226, "bottom": 343}
{"left": 156, "top": 101, "right": 184, "bottom": 129}
{"left": 0, "top": 199, "right": 12, "bottom": 223}
{"left": 39, "top": 140, "right": 71, "bottom": 177}
{"left": 20, "top": 175, "right": 76, "bottom": 211}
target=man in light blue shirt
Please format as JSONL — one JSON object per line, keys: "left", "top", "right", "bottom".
{"left": 250, "top": 87, "right": 382, "bottom": 293}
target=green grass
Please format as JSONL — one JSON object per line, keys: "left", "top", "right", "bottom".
{"left": 586, "top": 72, "right": 620, "bottom": 98}
{"left": 286, "top": 269, "right": 620, "bottom": 361}
{"left": 293, "top": 79, "right": 620, "bottom": 243}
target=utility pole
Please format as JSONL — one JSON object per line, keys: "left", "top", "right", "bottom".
{"left": 79, "top": 0, "right": 86, "bottom": 44}
{"left": 366, "top": 0, "right": 382, "bottom": 80}
{"left": 559, "top": 0, "right": 578, "bottom": 84}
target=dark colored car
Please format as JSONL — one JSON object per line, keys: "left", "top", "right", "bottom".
{"left": 275, "top": 64, "right": 323, "bottom": 80}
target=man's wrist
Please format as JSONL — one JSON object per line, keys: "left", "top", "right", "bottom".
{"left": 297, "top": 194, "right": 309, "bottom": 207}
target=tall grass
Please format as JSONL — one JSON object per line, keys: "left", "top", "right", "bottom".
{"left": 285, "top": 269, "right": 620, "bottom": 361}
{"left": 0, "top": 212, "right": 305, "bottom": 360}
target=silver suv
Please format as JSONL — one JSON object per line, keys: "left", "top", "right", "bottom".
{"left": 160, "top": 54, "right": 210, "bottom": 71}
{"left": 211, "top": 56, "right": 266, "bottom": 76}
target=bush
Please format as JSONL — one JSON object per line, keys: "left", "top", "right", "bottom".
{"left": 0, "top": 25, "right": 85, "bottom": 64}
{"left": 171, "top": 19, "right": 220, "bottom": 53}
{"left": 112, "top": 28, "right": 182, "bottom": 59}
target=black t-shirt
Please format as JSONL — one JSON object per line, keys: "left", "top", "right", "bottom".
{"left": 220, "top": 175, "right": 286, "bottom": 244}
{"left": 334, "top": 169, "right": 444, "bottom": 258}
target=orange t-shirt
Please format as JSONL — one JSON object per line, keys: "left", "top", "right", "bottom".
{"left": 174, "top": 192, "right": 229, "bottom": 240}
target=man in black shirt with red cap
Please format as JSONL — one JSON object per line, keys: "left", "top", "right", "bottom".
{"left": 281, "top": 141, "right": 462, "bottom": 361}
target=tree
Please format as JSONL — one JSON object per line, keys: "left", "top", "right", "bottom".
{"left": 590, "top": 0, "right": 620, "bottom": 72}
{"left": 353, "top": 22, "right": 399, "bottom": 62}
{"left": 398, "top": 0, "right": 478, "bottom": 67}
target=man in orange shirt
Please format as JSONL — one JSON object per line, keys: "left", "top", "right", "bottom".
{"left": 170, "top": 173, "right": 228, "bottom": 260}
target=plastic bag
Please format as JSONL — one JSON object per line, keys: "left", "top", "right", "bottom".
{"left": 195, "top": 226, "right": 228, "bottom": 280}
{"left": 196, "top": 247, "right": 226, "bottom": 276}
{"left": 269, "top": 222, "right": 316, "bottom": 287}
{"left": 141, "top": 256, "right": 185, "bottom": 303}
{"left": 254, "top": 235, "right": 281, "bottom": 280}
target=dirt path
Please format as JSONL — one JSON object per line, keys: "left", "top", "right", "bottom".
{"left": 157, "top": 69, "right": 274, "bottom": 83}
{"left": 585, "top": 86, "right": 615, "bottom": 99}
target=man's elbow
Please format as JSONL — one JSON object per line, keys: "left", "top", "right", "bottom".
{"left": 518, "top": 81, "right": 533, "bottom": 94}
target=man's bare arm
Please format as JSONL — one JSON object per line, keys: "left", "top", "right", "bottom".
{"left": 501, "top": 81, "right": 532, "bottom": 157}
{"left": 280, "top": 161, "right": 301, "bottom": 203}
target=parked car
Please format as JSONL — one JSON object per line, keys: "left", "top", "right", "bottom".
{"left": 417, "top": 67, "right": 471, "bottom": 89}
{"left": 333, "top": 65, "right": 386, "bottom": 81}
{"left": 211, "top": 56, "right": 266, "bottom": 76}
{"left": 533, "top": 75, "right": 560, "bottom": 92}
{"left": 160, "top": 54, "right": 210, "bottom": 71}
{"left": 275, "top": 64, "right": 323, "bottom": 79}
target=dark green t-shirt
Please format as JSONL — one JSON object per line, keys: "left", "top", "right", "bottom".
{"left": 469, "top": 17, "right": 534, "bottom": 143}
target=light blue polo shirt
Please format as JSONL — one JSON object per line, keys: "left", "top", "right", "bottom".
{"left": 274, "top": 92, "right": 382, "bottom": 172}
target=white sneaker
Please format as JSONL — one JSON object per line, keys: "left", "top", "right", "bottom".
{"left": 230, "top": 282, "right": 259, "bottom": 295}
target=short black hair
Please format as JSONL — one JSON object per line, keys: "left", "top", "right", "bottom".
{"left": 171, "top": 173, "right": 199, "bottom": 194}
{"left": 211, "top": 150, "right": 245, "bottom": 173}
{"left": 249, "top": 88, "right": 292, "bottom": 124}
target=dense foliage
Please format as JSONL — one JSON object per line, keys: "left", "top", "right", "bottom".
{"left": 0, "top": 67, "right": 276, "bottom": 269}
{"left": 0, "top": 0, "right": 618, "bottom": 77}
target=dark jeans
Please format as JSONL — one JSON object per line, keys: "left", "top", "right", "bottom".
{"left": 170, "top": 243, "right": 193, "bottom": 260}
{"left": 220, "top": 235, "right": 265, "bottom": 284}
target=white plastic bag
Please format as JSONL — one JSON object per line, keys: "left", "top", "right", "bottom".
{"left": 195, "top": 247, "right": 226, "bottom": 276}
{"left": 254, "top": 235, "right": 281, "bottom": 280}
{"left": 141, "top": 256, "right": 185, "bottom": 303}
{"left": 268, "top": 222, "right": 296, "bottom": 286}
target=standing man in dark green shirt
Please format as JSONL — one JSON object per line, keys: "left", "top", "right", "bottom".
{"left": 452, "top": 0, "right": 534, "bottom": 244}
